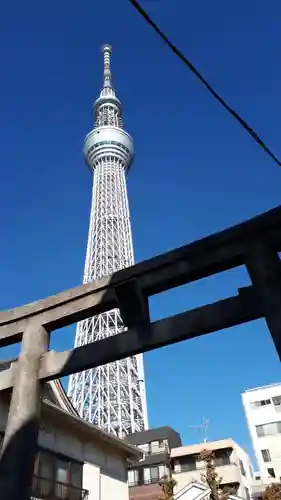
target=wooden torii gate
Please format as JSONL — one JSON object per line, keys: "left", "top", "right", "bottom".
{"left": 1, "top": 205, "right": 281, "bottom": 500}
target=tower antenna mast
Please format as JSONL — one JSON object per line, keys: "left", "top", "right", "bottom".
{"left": 188, "top": 417, "right": 209, "bottom": 443}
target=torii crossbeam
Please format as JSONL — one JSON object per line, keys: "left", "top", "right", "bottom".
{"left": 1, "top": 205, "right": 281, "bottom": 500}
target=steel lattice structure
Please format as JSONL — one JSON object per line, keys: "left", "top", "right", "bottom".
{"left": 67, "top": 45, "right": 148, "bottom": 437}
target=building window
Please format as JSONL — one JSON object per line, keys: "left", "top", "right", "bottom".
{"left": 150, "top": 441, "right": 160, "bottom": 454}
{"left": 239, "top": 460, "right": 246, "bottom": 476}
{"left": 173, "top": 460, "right": 181, "bottom": 474}
{"left": 261, "top": 449, "right": 271, "bottom": 463}
{"left": 151, "top": 466, "right": 160, "bottom": 482}
{"left": 221, "top": 482, "right": 239, "bottom": 496}
{"left": 214, "top": 450, "right": 231, "bottom": 466}
{"left": 138, "top": 443, "right": 149, "bottom": 453}
{"left": 173, "top": 456, "right": 196, "bottom": 473}
{"left": 267, "top": 468, "right": 276, "bottom": 479}
{"left": 252, "top": 399, "right": 271, "bottom": 408}
{"left": 128, "top": 469, "right": 139, "bottom": 487}
{"left": 256, "top": 422, "right": 281, "bottom": 436}
{"left": 35, "top": 451, "right": 54, "bottom": 496}
{"left": 139, "top": 441, "right": 168, "bottom": 455}
{"left": 32, "top": 449, "right": 83, "bottom": 500}
{"left": 256, "top": 425, "right": 264, "bottom": 437}
{"left": 159, "top": 465, "right": 168, "bottom": 479}
{"left": 272, "top": 396, "right": 281, "bottom": 406}
{"left": 137, "top": 465, "right": 169, "bottom": 486}
{"left": 249, "top": 466, "right": 254, "bottom": 478}
{"left": 55, "top": 459, "right": 72, "bottom": 499}
{"left": 245, "top": 487, "right": 251, "bottom": 500}
{"left": 143, "top": 466, "right": 160, "bottom": 484}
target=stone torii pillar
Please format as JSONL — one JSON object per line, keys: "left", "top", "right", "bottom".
{"left": 0, "top": 324, "right": 49, "bottom": 500}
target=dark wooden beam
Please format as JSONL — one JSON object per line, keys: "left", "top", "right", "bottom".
{"left": 111, "top": 205, "right": 281, "bottom": 295}
{"left": 0, "top": 204, "right": 280, "bottom": 500}
{"left": 54, "top": 288, "right": 262, "bottom": 380}
{"left": 0, "top": 285, "right": 117, "bottom": 347}
{"left": 115, "top": 279, "right": 150, "bottom": 327}
{"left": 1, "top": 206, "right": 281, "bottom": 345}
{"left": 0, "top": 287, "right": 262, "bottom": 391}
{"left": 246, "top": 246, "right": 281, "bottom": 359}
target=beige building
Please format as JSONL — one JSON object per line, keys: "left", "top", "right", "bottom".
{"left": 171, "top": 439, "right": 254, "bottom": 500}
{"left": 0, "top": 372, "right": 141, "bottom": 500}
{"left": 250, "top": 474, "right": 267, "bottom": 500}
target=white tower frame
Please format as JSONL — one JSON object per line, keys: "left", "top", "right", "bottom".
{"left": 68, "top": 45, "right": 148, "bottom": 438}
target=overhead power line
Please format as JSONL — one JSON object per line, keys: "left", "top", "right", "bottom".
{"left": 128, "top": 0, "right": 281, "bottom": 168}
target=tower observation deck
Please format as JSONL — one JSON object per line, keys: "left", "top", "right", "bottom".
{"left": 67, "top": 45, "right": 148, "bottom": 438}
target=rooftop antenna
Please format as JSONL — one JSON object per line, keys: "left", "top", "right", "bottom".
{"left": 188, "top": 417, "right": 209, "bottom": 443}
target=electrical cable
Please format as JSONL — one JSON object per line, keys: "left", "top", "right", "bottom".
{"left": 128, "top": 0, "right": 281, "bottom": 168}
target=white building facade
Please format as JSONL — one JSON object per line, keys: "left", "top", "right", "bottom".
{"left": 242, "top": 383, "right": 281, "bottom": 485}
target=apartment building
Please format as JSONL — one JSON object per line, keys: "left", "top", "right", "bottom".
{"left": 171, "top": 439, "right": 254, "bottom": 500}
{"left": 125, "top": 426, "right": 182, "bottom": 500}
{"left": 242, "top": 383, "right": 281, "bottom": 487}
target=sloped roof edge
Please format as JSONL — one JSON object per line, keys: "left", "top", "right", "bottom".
{"left": 43, "top": 399, "right": 141, "bottom": 461}
{"left": 174, "top": 480, "right": 245, "bottom": 500}
{"left": 48, "top": 379, "right": 78, "bottom": 415}
{"left": 0, "top": 359, "right": 141, "bottom": 461}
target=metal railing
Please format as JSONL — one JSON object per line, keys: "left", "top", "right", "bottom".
{"left": 31, "top": 476, "right": 89, "bottom": 500}
{"left": 139, "top": 444, "right": 169, "bottom": 456}
{"left": 173, "top": 459, "right": 234, "bottom": 474}
{"left": 128, "top": 477, "right": 160, "bottom": 487}
{"left": 149, "top": 444, "right": 169, "bottom": 455}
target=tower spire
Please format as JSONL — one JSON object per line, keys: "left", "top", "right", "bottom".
{"left": 95, "top": 44, "right": 122, "bottom": 128}
{"left": 101, "top": 44, "right": 113, "bottom": 89}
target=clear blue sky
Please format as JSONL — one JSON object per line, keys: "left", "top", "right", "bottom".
{"left": 1, "top": 0, "right": 281, "bottom": 464}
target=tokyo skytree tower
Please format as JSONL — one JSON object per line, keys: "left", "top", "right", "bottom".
{"left": 67, "top": 45, "right": 148, "bottom": 437}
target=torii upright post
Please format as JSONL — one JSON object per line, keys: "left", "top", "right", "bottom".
{"left": 0, "top": 324, "right": 49, "bottom": 500}
{"left": 246, "top": 244, "right": 281, "bottom": 356}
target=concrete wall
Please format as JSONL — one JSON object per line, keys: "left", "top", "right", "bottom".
{"left": 172, "top": 464, "right": 241, "bottom": 495}
{"left": 101, "top": 473, "right": 129, "bottom": 500}
{"left": 83, "top": 463, "right": 100, "bottom": 500}
{"left": 231, "top": 444, "right": 253, "bottom": 498}
{"left": 0, "top": 395, "right": 129, "bottom": 500}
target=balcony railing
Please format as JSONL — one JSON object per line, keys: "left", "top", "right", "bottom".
{"left": 150, "top": 445, "right": 169, "bottom": 455}
{"left": 128, "top": 477, "right": 161, "bottom": 487}
{"left": 139, "top": 445, "right": 169, "bottom": 456}
{"left": 173, "top": 460, "right": 235, "bottom": 474}
{"left": 31, "top": 476, "right": 89, "bottom": 500}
